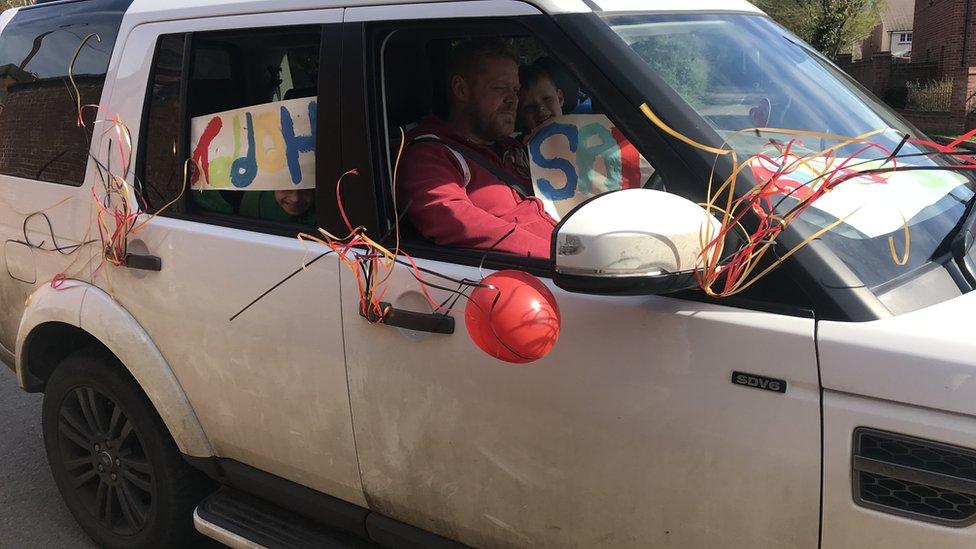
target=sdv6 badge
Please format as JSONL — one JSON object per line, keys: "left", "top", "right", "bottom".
{"left": 732, "top": 371, "right": 787, "bottom": 394}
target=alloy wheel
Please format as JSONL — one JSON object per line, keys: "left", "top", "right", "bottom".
{"left": 56, "top": 385, "right": 156, "bottom": 536}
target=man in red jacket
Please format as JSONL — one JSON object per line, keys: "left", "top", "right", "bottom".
{"left": 397, "top": 39, "right": 556, "bottom": 259}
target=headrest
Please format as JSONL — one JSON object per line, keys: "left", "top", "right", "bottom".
{"left": 284, "top": 86, "right": 316, "bottom": 100}
{"left": 384, "top": 36, "right": 434, "bottom": 129}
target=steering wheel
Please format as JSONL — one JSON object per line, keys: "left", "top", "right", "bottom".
{"left": 769, "top": 94, "right": 794, "bottom": 129}
{"left": 745, "top": 94, "right": 794, "bottom": 131}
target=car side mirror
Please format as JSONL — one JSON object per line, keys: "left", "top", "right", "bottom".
{"left": 551, "top": 189, "right": 721, "bottom": 295}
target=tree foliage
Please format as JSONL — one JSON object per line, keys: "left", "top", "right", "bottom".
{"left": 0, "top": 0, "right": 33, "bottom": 10}
{"left": 633, "top": 35, "right": 710, "bottom": 106}
{"left": 754, "top": 0, "right": 887, "bottom": 58}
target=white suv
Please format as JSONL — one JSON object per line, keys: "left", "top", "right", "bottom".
{"left": 1, "top": 0, "right": 975, "bottom": 548}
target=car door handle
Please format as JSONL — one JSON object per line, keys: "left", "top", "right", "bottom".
{"left": 361, "top": 302, "right": 455, "bottom": 334}
{"left": 125, "top": 253, "right": 162, "bottom": 272}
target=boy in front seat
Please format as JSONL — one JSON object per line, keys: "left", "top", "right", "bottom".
{"left": 516, "top": 62, "right": 565, "bottom": 135}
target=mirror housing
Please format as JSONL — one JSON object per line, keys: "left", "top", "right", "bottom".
{"left": 551, "top": 189, "right": 721, "bottom": 295}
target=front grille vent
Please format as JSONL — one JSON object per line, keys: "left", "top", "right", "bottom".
{"left": 853, "top": 428, "right": 976, "bottom": 527}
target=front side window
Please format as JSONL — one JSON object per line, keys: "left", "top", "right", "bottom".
{"left": 377, "top": 26, "right": 655, "bottom": 260}
{"left": 603, "top": 12, "right": 974, "bottom": 290}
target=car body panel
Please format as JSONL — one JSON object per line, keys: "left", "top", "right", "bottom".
{"left": 819, "top": 285, "right": 976, "bottom": 544}
{"left": 0, "top": 174, "right": 96, "bottom": 359}
{"left": 822, "top": 390, "right": 976, "bottom": 547}
{"left": 97, "top": 8, "right": 368, "bottom": 507}
{"left": 339, "top": 259, "right": 821, "bottom": 547}
{"left": 79, "top": 283, "right": 216, "bottom": 457}
{"left": 818, "top": 289, "right": 976, "bottom": 418}
{"left": 0, "top": 0, "right": 974, "bottom": 547}
{"left": 15, "top": 282, "right": 88, "bottom": 387}
{"left": 337, "top": 3, "right": 819, "bottom": 545}
{"left": 13, "top": 281, "right": 215, "bottom": 456}
{"left": 123, "top": 0, "right": 762, "bottom": 20}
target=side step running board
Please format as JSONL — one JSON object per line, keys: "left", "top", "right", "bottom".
{"left": 194, "top": 488, "right": 375, "bottom": 549}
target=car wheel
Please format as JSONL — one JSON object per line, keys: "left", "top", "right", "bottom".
{"left": 42, "top": 347, "right": 211, "bottom": 549}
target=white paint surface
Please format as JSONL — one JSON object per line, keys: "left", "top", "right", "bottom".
{"left": 819, "top": 289, "right": 976, "bottom": 418}
{"left": 341, "top": 255, "right": 821, "bottom": 547}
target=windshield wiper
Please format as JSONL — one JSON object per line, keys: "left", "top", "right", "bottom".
{"left": 951, "top": 185, "right": 976, "bottom": 287}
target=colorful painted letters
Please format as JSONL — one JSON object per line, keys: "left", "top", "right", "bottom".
{"left": 528, "top": 114, "right": 652, "bottom": 219}
{"left": 189, "top": 96, "right": 317, "bottom": 191}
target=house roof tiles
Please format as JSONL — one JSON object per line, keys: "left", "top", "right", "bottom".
{"left": 884, "top": 0, "right": 915, "bottom": 32}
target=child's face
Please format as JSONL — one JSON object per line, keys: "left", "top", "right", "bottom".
{"left": 274, "top": 189, "right": 314, "bottom": 216}
{"left": 517, "top": 75, "right": 564, "bottom": 133}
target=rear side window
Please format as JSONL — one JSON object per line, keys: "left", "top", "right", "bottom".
{"left": 0, "top": 0, "right": 130, "bottom": 186}
{"left": 139, "top": 34, "right": 185, "bottom": 212}
{"left": 139, "top": 25, "right": 326, "bottom": 228}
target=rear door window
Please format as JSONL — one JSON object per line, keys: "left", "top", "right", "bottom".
{"left": 138, "top": 25, "right": 332, "bottom": 231}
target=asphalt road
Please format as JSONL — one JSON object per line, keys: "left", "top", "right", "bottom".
{"left": 0, "top": 368, "right": 229, "bottom": 548}
{"left": 0, "top": 367, "right": 99, "bottom": 548}
{"left": 0, "top": 366, "right": 348, "bottom": 548}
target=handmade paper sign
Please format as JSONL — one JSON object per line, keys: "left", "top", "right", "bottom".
{"left": 190, "top": 96, "right": 316, "bottom": 191}
{"left": 528, "top": 114, "right": 653, "bottom": 219}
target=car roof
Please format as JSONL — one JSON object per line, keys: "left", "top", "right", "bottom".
{"left": 121, "top": 0, "right": 764, "bottom": 19}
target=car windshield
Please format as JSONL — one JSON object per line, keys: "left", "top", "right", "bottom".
{"left": 602, "top": 12, "right": 975, "bottom": 289}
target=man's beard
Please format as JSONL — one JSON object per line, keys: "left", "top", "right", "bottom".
{"left": 470, "top": 107, "right": 512, "bottom": 143}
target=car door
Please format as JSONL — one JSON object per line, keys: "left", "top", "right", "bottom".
{"left": 99, "top": 6, "right": 365, "bottom": 507}
{"left": 335, "top": 2, "right": 822, "bottom": 547}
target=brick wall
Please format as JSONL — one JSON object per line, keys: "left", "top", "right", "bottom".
{"left": 912, "top": 0, "right": 975, "bottom": 121}
{"left": 836, "top": 55, "right": 939, "bottom": 107}
{"left": 912, "top": 0, "right": 966, "bottom": 71}
{"left": 837, "top": 53, "right": 895, "bottom": 95}
{"left": 836, "top": 0, "right": 976, "bottom": 130}
{"left": 890, "top": 61, "right": 940, "bottom": 107}
{"left": 838, "top": 55, "right": 870, "bottom": 84}
{"left": 900, "top": 109, "right": 967, "bottom": 133}
{"left": 0, "top": 76, "right": 101, "bottom": 184}
{"left": 890, "top": 62, "right": 940, "bottom": 87}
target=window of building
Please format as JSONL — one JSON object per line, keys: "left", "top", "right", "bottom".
{"left": 138, "top": 25, "right": 326, "bottom": 229}
{"left": 898, "top": 32, "right": 913, "bottom": 44}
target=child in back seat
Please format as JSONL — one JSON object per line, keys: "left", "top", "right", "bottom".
{"left": 190, "top": 189, "right": 315, "bottom": 225}
{"left": 239, "top": 189, "right": 315, "bottom": 224}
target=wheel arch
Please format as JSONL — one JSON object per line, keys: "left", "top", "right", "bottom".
{"left": 16, "top": 282, "right": 214, "bottom": 457}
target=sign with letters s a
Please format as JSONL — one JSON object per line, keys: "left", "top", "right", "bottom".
{"left": 189, "top": 97, "right": 316, "bottom": 191}
{"left": 527, "top": 114, "right": 653, "bottom": 219}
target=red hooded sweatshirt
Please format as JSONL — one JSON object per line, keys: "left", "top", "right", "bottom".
{"left": 397, "top": 116, "right": 556, "bottom": 258}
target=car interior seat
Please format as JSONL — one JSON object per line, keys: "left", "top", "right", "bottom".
{"left": 384, "top": 34, "right": 435, "bottom": 134}
{"left": 283, "top": 86, "right": 316, "bottom": 100}
{"left": 380, "top": 33, "right": 445, "bottom": 243}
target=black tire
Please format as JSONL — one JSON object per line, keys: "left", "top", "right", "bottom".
{"left": 42, "top": 347, "right": 212, "bottom": 549}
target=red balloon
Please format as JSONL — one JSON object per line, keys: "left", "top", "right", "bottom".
{"left": 464, "top": 270, "right": 561, "bottom": 364}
